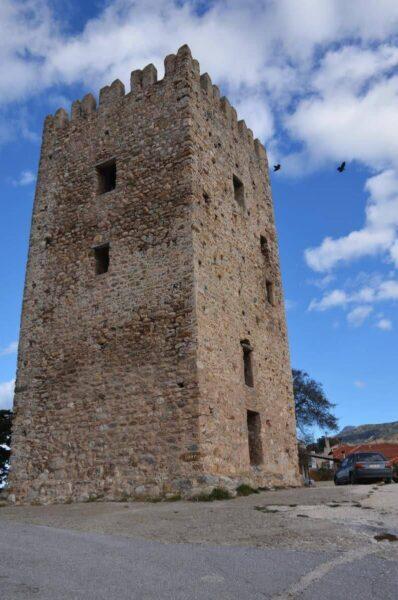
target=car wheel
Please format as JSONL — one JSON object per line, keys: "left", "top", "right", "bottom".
{"left": 349, "top": 472, "right": 357, "bottom": 485}
{"left": 385, "top": 478, "right": 392, "bottom": 484}
{"left": 334, "top": 476, "right": 340, "bottom": 486}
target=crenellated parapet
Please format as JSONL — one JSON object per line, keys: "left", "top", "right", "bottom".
{"left": 46, "top": 44, "right": 267, "bottom": 164}
{"left": 198, "top": 72, "right": 266, "bottom": 162}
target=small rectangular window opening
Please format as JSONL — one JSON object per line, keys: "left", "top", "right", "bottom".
{"left": 96, "top": 159, "right": 116, "bottom": 194}
{"left": 233, "top": 175, "right": 245, "bottom": 209}
{"left": 94, "top": 244, "right": 110, "bottom": 275}
{"left": 266, "top": 280, "right": 275, "bottom": 305}
{"left": 241, "top": 340, "right": 254, "bottom": 387}
{"left": 260, "top": 235, "right": 269, "bottom": 262}
{"left": 247, "top": 410, "right": 263, "bottom": 466}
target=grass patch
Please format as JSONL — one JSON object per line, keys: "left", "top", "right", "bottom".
{"left": 193, "top": 487, "right": 232, "bottom": 502}
{"left": 236, "top": 484, "right": 259, "bottom": 497}
{"left": 209, "top": 488, "right": 232, "bottom": 501}
{"left": 164, "top": 494, "right": 182, "bottom": 502}
{"left": 85, "top": 492, "right": 105, "bottom": 503}
{"left": 85, "top": 494, "right": 99, "bottom": 503}
{"left": 119, "top": 493, "right": 131, "bottom": 502}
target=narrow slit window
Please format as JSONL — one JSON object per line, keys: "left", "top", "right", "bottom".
{"left": 96, "top": 159, "right": 116, "bottom": 194}
{"left": 260, "top": 235, "right": 269, "bottom": 262}
{"left": 266, "top": 280, "right": 274, "bottom": 305}
{"left": 247, "top": 410, "right": 263, "bottom": 466}
{"left": 233, "top": 175, "right": 245, "bottom": 209}
{"left": 241, "top": 340, "right": 254, "bottom": 387}
{"left": 94, "top": 244, "right": 110, "bottom": 275}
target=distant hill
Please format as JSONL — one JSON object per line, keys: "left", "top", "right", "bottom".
{"left": 338, "top": 422, "right": 398, "bottom": 444}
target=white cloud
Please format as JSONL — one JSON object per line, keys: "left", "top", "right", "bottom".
{"left": 347, "top": 305, "right": 373, "bottom": 327}
{"left": 390, "top": 240, "right": 398, "bottom": 265}
{"left": 305, "top": 170, "right": 398, "bottom": 272}
{"left": 311, "top": 274, "right": 336, "bottom": 289}
{"left": 0, "top": 0, "right": 397, "bottom": 183}
{"left": 377, "top": 279, "right": 398, "bottom": 300}
{"left": 1, "top": 1, "right": 398, "bottom": 137}
{"left": 376, "top": 318, "right": 392, "bottom": 330}
{"left": 0, "top": 341, "right": 18, "bottom": 356}
{"left": 289, "top": 41, "right": 398, "bottom": 278}
{"left": 354, "top": 380, "right": 366, "bottom": 389}
{"left": 312, "top": 45, "right": 398, "bottom": 96}
{"left": 12, "top": 170, "right": 36, "bottom": 187}
{"left": 309, "top": 278, "right": 398, "bottom": 313}
{"left": 0, "top": 0, "right": 56, "bottom": 104}
{"left": 0, "top": 379, "right": 14, "bottom": 410}
{"left": 234, "top": 95, "right": 274, "bottom": 142}
{"left": 309, "top": 289, "right": 348, "bottom": 311}
{"left": 305, "top": 229, "right": 393, "bottom": 273}
{"left": 287, "top": 77, "right": 398, "bottom": 171}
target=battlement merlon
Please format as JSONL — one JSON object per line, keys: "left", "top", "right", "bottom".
{"left": 43, "top": 44, "right": 268, "bottom": 166}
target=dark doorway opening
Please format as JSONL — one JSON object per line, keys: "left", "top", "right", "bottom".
{"left": 94, "top": 243, "right": 110, "bottom": 275}
{"left": 96, "top": 159, "right": 116, "bottom": 194}
{"left": 233, "top": 174, "right": 245, "bottom": 209}
{"left": 266, "top": 280, "right": 274, "bottom": 305}
{"left": 241, "top": 339, "right": 254, "bottom": 387}
{"left": 260, "top": 235, "right": 269, "bottom": 262}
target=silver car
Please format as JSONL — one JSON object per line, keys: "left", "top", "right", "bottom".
{"left": 334, "top": 452, "right": 393, "bottom": 485}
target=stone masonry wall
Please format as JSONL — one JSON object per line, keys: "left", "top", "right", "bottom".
{"left": 189, "top": 73, "right": 299, "bottom": 488}
{"left": 8, "top": 45, "right": 299, "bottom": 505}
{"left": 8, "top": 47, "right": 204, "bottom": 504}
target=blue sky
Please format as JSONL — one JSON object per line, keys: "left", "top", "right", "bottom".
{"left": 1, "top": 0, "right": 398, "bottom": 435}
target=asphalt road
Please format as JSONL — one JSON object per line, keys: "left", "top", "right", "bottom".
{"left": 1, "top": 520, "right": 397, "bottom": 600}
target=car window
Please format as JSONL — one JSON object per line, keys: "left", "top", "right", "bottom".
{"left": 357, "top": 453, "right": 385, "bottom": 462}
{"left": 340, "top": 458, "right": 348, "bottom": 468}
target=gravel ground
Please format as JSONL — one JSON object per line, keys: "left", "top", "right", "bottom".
{"left": 1, "top": 481, "right": 397, "bottom": 552}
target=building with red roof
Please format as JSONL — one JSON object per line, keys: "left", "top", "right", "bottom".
{"left": 330, "top": 443, "right": 398, "bottom": 464}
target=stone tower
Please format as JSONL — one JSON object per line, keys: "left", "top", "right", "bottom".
{"left": 8, "top": 45, "right": 299, "bottom": 504}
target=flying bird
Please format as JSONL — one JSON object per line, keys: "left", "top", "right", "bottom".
{"left": 273, "top": 164, "right": 281, "bottom": 172}
{"left": 337, "top": 161, "right": 346, "bottom": 173}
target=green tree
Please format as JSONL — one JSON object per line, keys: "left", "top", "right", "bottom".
{"left": 292, "top": 369, "right": 338, "bottom": 439}
{"left": 0, "top": 410, "right": 12, "bottom": 487}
